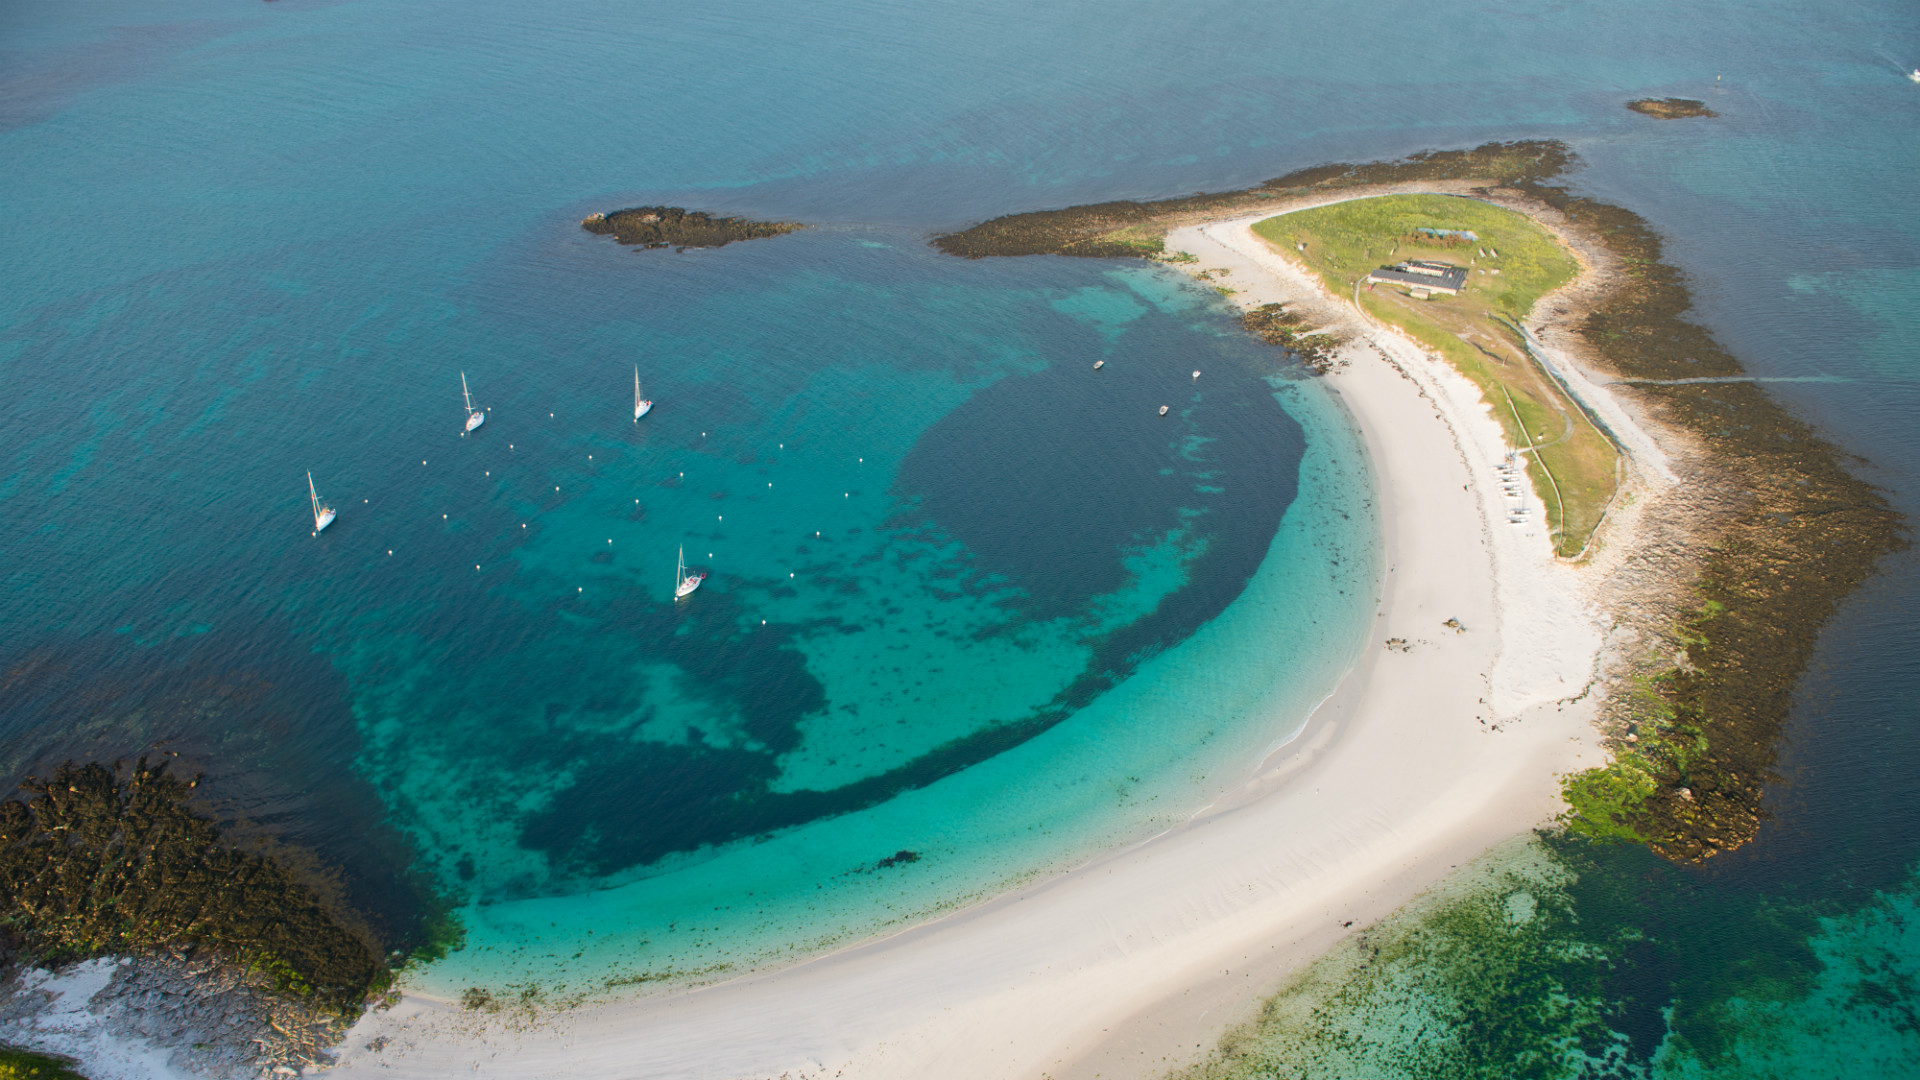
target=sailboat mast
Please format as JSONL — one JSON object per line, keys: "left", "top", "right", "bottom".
{"left": 461, "top": 370, "right": 473, "bottom": 412}
{"left": 308, "top": 471, "right": 320, "bottom": 516}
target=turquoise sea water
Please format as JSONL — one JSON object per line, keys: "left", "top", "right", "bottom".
{"left": 4, "top": 0, "right": 1919, "bottom": 1069}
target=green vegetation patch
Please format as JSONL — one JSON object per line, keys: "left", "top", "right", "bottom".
{"left": 0, "top": 1045, "right": 90, "bottom": 1080}
{"left": 581, "top": 206, "right": 800, "bottom": 249}
{"left": 1255, "top": 194, "right": 1616, "bottom": 556}
{"left": 0, "top": 760, "right": 382, "bottom": 1012}
{"left": 1255, "top": 194, "right": 1575, "bottom": 317}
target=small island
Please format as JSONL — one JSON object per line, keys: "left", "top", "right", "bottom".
{"left": 1626, "top": 97, "right": 1717, "bottom": 119}
{"left": 581, "top": 206, "right": 801, "bottom": 250}
{"left": 930, "top": 141, "right": 1900, "bottom": 865}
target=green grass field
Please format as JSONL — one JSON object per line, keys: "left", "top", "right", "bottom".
{"left": 1253, "top": 194, "right": 1618, "bottom": 556}
{"left": 0, "top": 1045, "right": 90, "bottom": 1080}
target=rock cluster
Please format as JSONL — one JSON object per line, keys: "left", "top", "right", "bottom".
{"left": 0, "top": 950, "right": 351, "bottom": 1079}
{"left": 1239, "top": 303, "right": 1346, "bottom": 374}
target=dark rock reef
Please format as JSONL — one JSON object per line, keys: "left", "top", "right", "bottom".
{"left": 582, "top": 206, "right": 801, "bottom": 250}
{"left": 0, "top": 760, "right": 382, "bottom": 1012}
{"left": 1627, "top": 97, "right": 1718, "bottom": 119}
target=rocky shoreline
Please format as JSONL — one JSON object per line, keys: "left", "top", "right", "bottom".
{"left": 0, "top": 950, "right": 358, "bottom": 1079}
{"left": 0, "top": 760, "right": 420, "bottom": 1077}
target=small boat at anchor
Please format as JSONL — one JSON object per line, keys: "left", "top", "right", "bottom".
{"left": 1158, "top": 405, "right": 1169, "bottom": 416}
{"left": 1093, "top": 360, "right": 1104, "bottom": 370}
{"left": 461, "top": 371, "right": 485, "bottom": 433}
{"left": 634, "top": 366, "right": 653, "bottom": 421}
{"left": 308, "top": 471, "right": 336, "bottom": 533}
{"left": 674, "top": 544, "right": 706, "bottom": 599}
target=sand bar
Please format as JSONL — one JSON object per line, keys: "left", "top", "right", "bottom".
{"left": 324, "top": 202, "right": 1636, "bottom": 1080}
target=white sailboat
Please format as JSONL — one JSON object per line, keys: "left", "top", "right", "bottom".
{"left": 308, "top": 471, "right": 336, "bottom": 533}
{"left": 634, "top": 366, "right": 652, "bottom": 421}
{"left": 461, "top": 371, "right": 485, "bottom": 433}
{"left": 674, "top": 545, "right": 706, "bottom": 599}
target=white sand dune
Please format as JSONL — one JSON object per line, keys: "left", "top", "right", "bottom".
{"left": 317, "top": 204, "right": 1640, "bottom": 1080}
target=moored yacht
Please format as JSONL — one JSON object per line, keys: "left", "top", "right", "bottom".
{"left": 308, "top": 471, "right": 336, "bottom": 533}
{"left": 462, "top": 371, "right": 485, "bottom": 433}
{"left": 674, "top": 545, "right": 706, "bottom": 599}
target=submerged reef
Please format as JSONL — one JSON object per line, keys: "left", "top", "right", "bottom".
{"left": 0, "top": 760, "right": 381, "bottom": 1012}
{"left": 1627, "top": 97, "right": 1718, "bottom": 119}
{"left": 931, "top": 139, "right": 1903, "bottom": 863}
{"left": 581, "top": 206, "right": 801, "bottom": 249}
{"left": 1177, "top": 834, "right": 1920, "bottom": 1079}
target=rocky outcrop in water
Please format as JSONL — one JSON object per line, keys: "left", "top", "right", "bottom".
{"left": 1627, "top": 97, "right": 1717, "bottom": 119}
{"left": 582, "top": 206, "right": 801, "bottom": 250}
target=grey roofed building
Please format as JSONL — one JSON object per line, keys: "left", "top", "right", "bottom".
{"left": 1367, "top": 260, "right": 1467, "bottom": 295}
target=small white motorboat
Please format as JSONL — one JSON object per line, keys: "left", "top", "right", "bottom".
{"left": 1909, "top": 68, "right": 1920, "bottom": 83}
{"left": 308, "top": 471, "right": 336, "bottom": 533}
{"left": 674, "top": 544, "right": 706, "bottom": 599}
{"left": 1192, "top": 370, "right": 1201, "bottom": 380}
{"left": 634, "top": 366, "right": 652, "bottom": 421}
{"left": 1093, "top": 360, "right": 1104, "bottom": 370}
{"left": 462, "top": 371, "right": 485, "bottom": 433}
{"left": 1158, "top": 405, "right": 1169, "bottom": 416}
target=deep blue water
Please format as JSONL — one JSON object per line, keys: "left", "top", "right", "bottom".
{"left": 3, "top": 0, "right": 1919, "bottom": 1062}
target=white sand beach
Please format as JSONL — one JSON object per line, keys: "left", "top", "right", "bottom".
{"left": 294, "top": 202, "right": 1653, "bottom": 1080}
